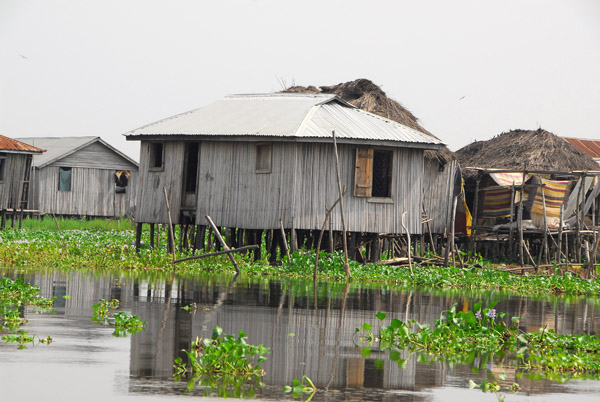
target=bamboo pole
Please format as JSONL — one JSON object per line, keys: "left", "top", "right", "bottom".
{"left": 519, "top": 168, "right": 526, "bottom": 267}
{"left": 332, "top": 130, "right": 350, "bottom": 278}
{"left": 587, "top": 230, "right": 600, "bottom": 279}
{"left": 205, "top": 215, "right": 240, "bottom": 274}
{"left": 470, "top": 174, "right": 481, "bottom": 256}
{"left": 162, "top": 187, "right": 176, "bottom": 261}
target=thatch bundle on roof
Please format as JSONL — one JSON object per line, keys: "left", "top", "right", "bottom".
{"left": 284, "top": 79, "right": 454, "bottom": 164}
{"left": 456, "top": 128, "right": 599, "bottom": 177}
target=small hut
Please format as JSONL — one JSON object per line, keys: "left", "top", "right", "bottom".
{"left": 0, "top": 135, "right": 44, "bottom": 226}
{"left": 125, "top": 91, "right": 446, "bottom": 260}
{"left": 456, "top": 128, "right": 600, "bottom": 267}
{"left": 284, "top": 79, "right": 460, "bottom": 238}
{"left": 16, "top": 136, "right": 139, "bottom": 218}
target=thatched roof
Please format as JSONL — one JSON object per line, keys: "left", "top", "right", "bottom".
{"left": 456, "top": 128, "right": 600, "bottom": 176}
{"left": 283, "top": 79, "right": 454, "bottom": 164}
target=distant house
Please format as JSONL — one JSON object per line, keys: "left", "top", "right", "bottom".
{"left": 125, "top": 93, "right": 445, "bottom": 244}
{"left": 15, "top": 136, "right": 138, "bottom": 217}
{"left": 0, "top": 134, "right": 44, "bottom": 211}
{"left": 563, "top": 137, "right": 600, "bottom": 166}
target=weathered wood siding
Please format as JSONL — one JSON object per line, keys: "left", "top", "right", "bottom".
{"left": 0, "top": 153, "right": 30, "bottom": 209}
{"left": 57, "top": 141, "right": 134, "bottom": 169}
{"left": 135, "top": 141, "right": 185, "bottom": 223}
{"left": 293, "top": 143, "right": 424, "bottom": 233}
{"left": 422, "top": 158, "right": 459, "bottom": 234}
{"left": 195, "top": 141, "right": 296, "bottom": 229}
{"left": 32, "top": 166, "right": 138, "bottom": 217}
{"left": 136, "top": 140, "right": 425, "bottom": 234}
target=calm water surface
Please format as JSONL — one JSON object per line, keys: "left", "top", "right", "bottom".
{"left": 1, "top": 267, "right": 600, "bottom": 402}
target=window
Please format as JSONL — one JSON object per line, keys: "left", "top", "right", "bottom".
{"left": 115, "top": 170, "right": 130, "bottom": 194}
{"left": 353, "top": 148, "right": 393, "bottom": 198}
{"left": 149, "top": 142, "right": 164, "bottom": 170}
{"left": 255, "top": 143, "right": 272, "bottom": 173}
{"left": 0, "top": 153, "right": 5, "bottom": 182}
{"left": 58, "top": 167, "right": 72, "bottom": 191}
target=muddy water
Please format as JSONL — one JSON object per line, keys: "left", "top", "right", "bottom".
{"left": 1, "top": 267, "right": 600, "bottom": 402}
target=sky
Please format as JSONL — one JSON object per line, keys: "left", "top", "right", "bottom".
{"left": 1, "top": 0, "right": 599, "bottom": 162}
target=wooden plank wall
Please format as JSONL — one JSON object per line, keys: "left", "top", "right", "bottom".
{"left": 0, "top": 153, "right": 29, "bottom": 210}
{"left": 58, "top": 141, "right": 136, "bottom": 169}
{"left": 135, "top": 140, "right": 426, "bottom": 234}
{"left": 422, "top": 158, "right": 459, "bottom": 234}
{"left": 135, "top": 141, "right": 185, "bottom": 223}
{"left": 293, "top": 143, "right": 424, "bottom": 234}
{"left": 33, "top": 166, "right": 138, "bottom": 217}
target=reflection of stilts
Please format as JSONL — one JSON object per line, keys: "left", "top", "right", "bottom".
{"left": 326, "top": 282, "right": 349, "bottom": 390}
{"left": 155, "top": 275, "right": 174, "bottom": 369}
{"left": 199, "top": 274, "right": 239, "bottom": 333}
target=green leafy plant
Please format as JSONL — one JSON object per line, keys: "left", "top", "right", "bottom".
{"left": 173, "top": 326, "right": 269, "bottom": 396}
{"left": 357, "top": 301, "right": 600, "bottom": 393}
{"left": 91, "top": 298, "right": 145, "bottom": 336}
{"left": 283, "top": 376, "right": 317, "bottom": 401}
{"left": 0, "top": 276, "right": 53, "bottom": 348}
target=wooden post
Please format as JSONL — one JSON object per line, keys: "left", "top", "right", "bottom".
{"left": 509, "top": 185, "right": 515, "bottom": 259}
{"left": 518, "top": 168, "right": 526, "bottom": 267}
{"left": 150, "top": 223, "right": 155, "bottom": 248}
{"left": 18, "top": 206, "right": 24, "bottom": 230}
{"left": 558, "top": 204, "right": 564, "bottom": 265}
{"left": 162, "top": 187, "right": 176, "bottom": 261}
{"left": 0, "top": 209, "right": 5, "bottom": 230}
{"left": 540, "top": 183, "right": 548, "bottom": 265}
{"left": 332, "top": 130, "right": 350, "bottom": 278}
{"left": 279, "top": 219, "right": 290, "bottom": 260}
{"left": 291, "top": 217, "right": 298, "bottom": 253}
{"left": 586, "top": 229, "right": 600, "bottom": 279}
{"left": 470, "top": 174, "right": 481, "bottom": 256}
{"left": 135, "top": 222, "right": 143, "bottom": 254}
{"left": 205, "top": 215, "right": 240, "bottom": 274}
{"left": 577, "top": 174, "right": 585, "bottom": 263}
{"left": 449, "top": 196, "right": 458, "bottom": 267}
{"left": 401, "top": 212, "right": 413, "bottom": 275}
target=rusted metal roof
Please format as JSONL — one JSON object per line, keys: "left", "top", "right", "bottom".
{"left": 0, "top": 134, "right": 45, "bottom": 153}
{"left": 125, "top": 93, "right": 444, "bottom": 149}
{"left": 564, "top": 137, "right": 600, "bottom": 161}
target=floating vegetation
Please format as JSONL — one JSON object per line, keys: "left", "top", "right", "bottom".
{"left": 357, "top": 302, "right": 600, "bottom": 393}
{"left": 0, "top": 277, "right": 53, "bottom": 348}
{"left": 2, "top": 228, "right": 600, "bottom": 298}
{"left": 91, "top": 298, "right": 145, "bottom": 337}
{"left": 174, "top": 326, "right": 270, "bottom": 397}
{"left": 283, "top": 376, "right": 317, "bottom": 401}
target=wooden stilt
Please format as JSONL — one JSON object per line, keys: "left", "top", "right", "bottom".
{"left": 150, "top": 223, "right": 155, "bottom": 248}
{"left": 135, "top": 222, "right": 143, "bottom": 254}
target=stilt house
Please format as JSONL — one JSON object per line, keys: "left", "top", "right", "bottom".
{"left": 0, "top": 134, "right": 44, "bottom": 211}
{"left": 16, "top": 136, "right": 139, "bottom": 217}
{"left": 125, "top": 93, "right": 445, "bottom": 240}
{"left": 456, "top": 129, "right": 600, "bottom": 265}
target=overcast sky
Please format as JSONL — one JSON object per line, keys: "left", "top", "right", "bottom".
{"left": 1, "top": 0, "right": 599, "bottom": 161}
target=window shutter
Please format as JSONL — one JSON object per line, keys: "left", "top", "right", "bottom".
{"left": 354, "top": 148, "right": 373, "bottom": 197}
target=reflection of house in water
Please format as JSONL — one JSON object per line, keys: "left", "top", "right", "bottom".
{"left": 128, "top": 279, "right": 452, "bottom": 390}
{"left": 13, "top": 271, "right": 600, "bottom": 398}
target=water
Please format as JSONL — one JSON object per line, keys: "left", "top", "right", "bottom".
{"left": 1, "top": 267, "right": 600, "bottom": 402}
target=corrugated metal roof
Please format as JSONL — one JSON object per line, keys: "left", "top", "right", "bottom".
{"left": 0, "top": 134, "right": 45, "bottom": 153}
{"left": 564, "top": 137, "right": 600, "bottom": 160}
{"left": 15, "top": 136, "right": 138, "bottom": 168}
{"left": 125, "top": 93, "right": 443, "bottom": 148}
